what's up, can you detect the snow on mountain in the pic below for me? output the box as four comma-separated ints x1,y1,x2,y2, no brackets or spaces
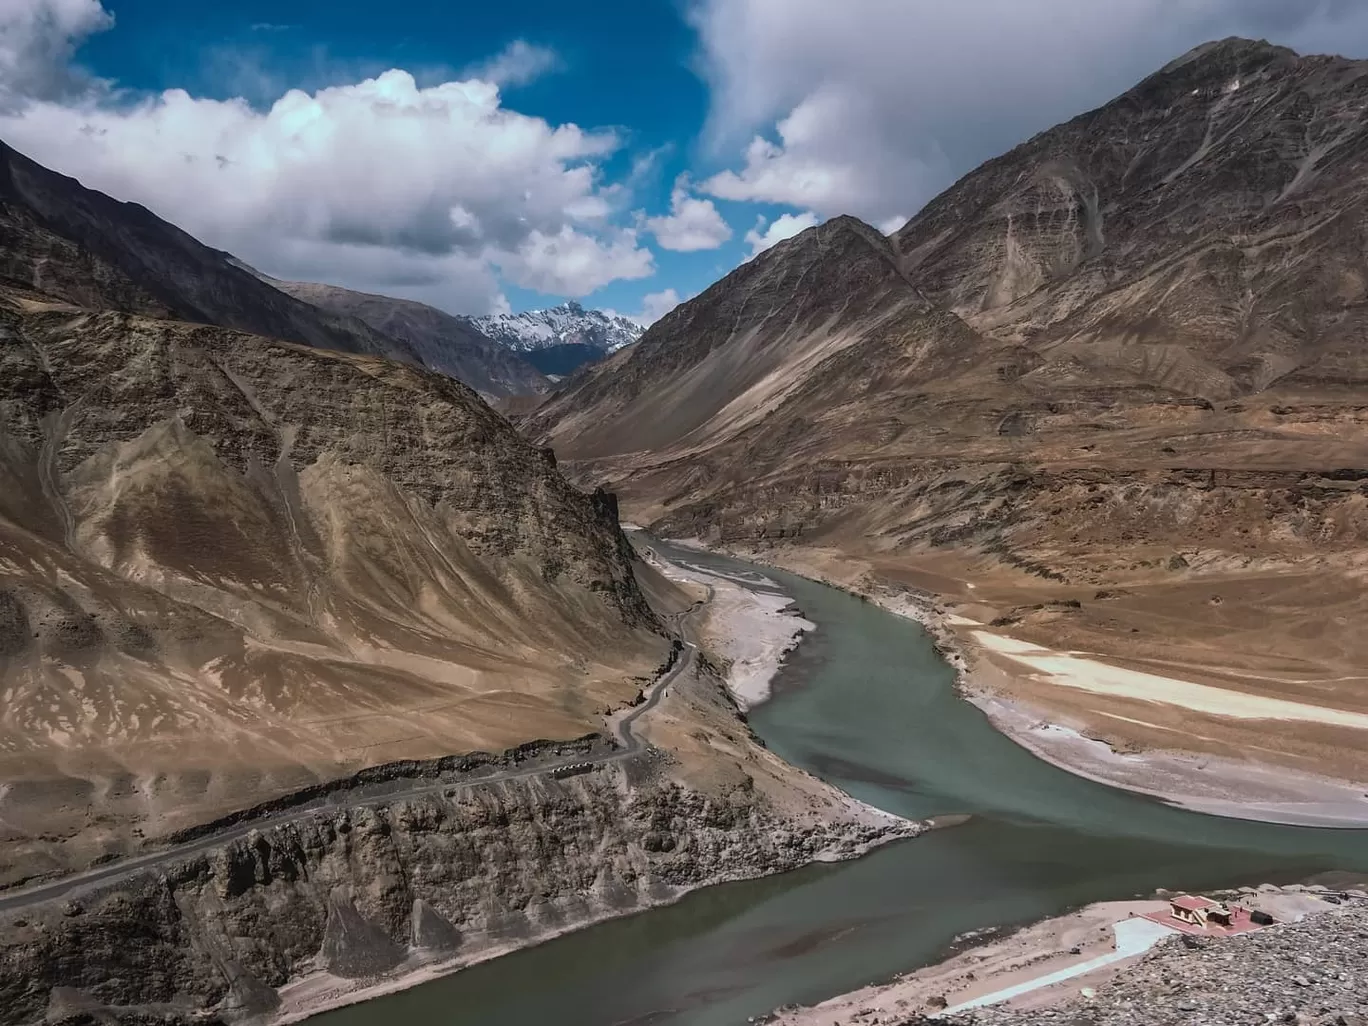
473,302,643,376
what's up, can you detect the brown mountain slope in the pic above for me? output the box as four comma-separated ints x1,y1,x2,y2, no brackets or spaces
890,36,1368,398
0,139,415,365
530,215,975,458
531,39,1368,796
0,281,668,885
272,279,550,398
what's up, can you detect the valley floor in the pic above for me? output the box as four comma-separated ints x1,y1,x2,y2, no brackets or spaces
690,541,1368,828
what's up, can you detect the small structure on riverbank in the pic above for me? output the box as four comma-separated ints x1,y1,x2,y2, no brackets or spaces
1170,894,1219,926
1143,895,1275,937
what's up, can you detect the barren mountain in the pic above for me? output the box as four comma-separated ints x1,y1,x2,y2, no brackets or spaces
269,279,550,397
531,39,1368,789
0,145,674,886
0,141,419,365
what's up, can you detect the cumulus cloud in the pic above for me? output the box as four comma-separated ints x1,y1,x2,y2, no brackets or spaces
0,0,111,106
0,2,654,313
495,226,653,296
644,175,732,252
636,288,682,325
744,210,819,257
463,39,562,87
694,0,1368,228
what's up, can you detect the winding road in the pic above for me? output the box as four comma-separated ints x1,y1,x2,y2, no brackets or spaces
0,589,708,916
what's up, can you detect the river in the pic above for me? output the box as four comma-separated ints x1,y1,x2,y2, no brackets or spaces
313,543,1368,1026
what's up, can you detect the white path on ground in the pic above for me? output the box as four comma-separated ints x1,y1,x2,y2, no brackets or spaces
934,918,1176,1017
972,631,1368,730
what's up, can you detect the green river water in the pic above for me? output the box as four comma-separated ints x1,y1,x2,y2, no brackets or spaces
314,543,1368,1026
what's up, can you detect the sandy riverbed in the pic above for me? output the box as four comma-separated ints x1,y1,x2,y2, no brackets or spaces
641,543,815,709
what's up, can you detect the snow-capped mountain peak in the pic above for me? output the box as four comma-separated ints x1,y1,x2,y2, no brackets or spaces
473,302,643,355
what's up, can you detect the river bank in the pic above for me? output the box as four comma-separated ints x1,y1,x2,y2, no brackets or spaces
637,539,815,710
282,542,1368,1026
675,539,1368,829
267,547,915,1025
763,885,1366,1026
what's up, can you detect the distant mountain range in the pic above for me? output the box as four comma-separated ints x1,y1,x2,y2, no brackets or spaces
0,135,629,399
474,302,644,377
265,278,552,397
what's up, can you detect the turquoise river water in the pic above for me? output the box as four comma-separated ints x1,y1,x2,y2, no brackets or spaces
314,542,1368,1026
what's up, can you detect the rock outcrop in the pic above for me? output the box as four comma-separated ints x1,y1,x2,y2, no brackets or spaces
0,762,906,1026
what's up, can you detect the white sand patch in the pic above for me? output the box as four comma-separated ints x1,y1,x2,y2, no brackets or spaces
648,551,814,710
969,691,1368,828
971,631,1368,730
708,585,815,709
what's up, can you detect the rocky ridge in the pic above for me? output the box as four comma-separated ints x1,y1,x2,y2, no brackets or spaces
0,141,413,366
265,279,550,398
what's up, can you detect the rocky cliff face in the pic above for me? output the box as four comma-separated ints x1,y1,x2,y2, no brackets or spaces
0,757,903,1026
268,280,550,398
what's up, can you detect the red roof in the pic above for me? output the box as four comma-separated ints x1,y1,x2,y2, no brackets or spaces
1171,895,1218,911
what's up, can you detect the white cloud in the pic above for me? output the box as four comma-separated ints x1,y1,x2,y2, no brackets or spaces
693,0,1368,227
0,0,111,105
876,214,907,235
744,210,819,257
644,175,732,252
637,288,682,325
463,40,562,88
0,3,654,313
495,226,654,296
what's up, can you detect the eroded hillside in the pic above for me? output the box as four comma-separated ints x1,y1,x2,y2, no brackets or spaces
0,284,668,885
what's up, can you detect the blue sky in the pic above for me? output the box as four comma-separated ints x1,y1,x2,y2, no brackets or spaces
5,0,1368,321
5,0,801,319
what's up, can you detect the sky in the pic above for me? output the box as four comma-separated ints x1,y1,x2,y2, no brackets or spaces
3,1,1368,323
